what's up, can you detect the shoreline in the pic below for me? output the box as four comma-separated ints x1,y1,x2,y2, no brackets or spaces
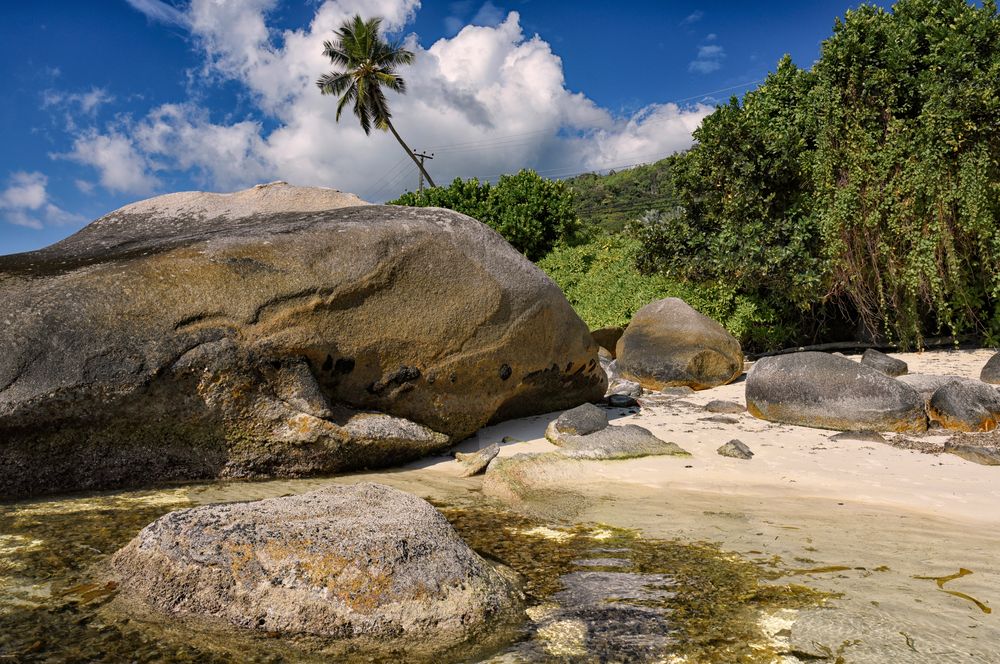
420,347,1000,527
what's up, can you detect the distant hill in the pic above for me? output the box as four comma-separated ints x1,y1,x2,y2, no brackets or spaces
564,156,680,233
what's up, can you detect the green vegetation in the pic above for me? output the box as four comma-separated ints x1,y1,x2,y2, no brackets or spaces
537,234,792,349
317,15,436,187
396,0,1000,351
632,0,1000,349
564,158,678,233
390,170,579,261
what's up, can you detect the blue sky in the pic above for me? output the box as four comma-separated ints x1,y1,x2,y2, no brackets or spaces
0,0,886,255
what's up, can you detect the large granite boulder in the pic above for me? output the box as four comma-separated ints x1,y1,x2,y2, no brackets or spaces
927,380,1000,432
109,483,523,658
615,298,743,390
0,183,605,498
746,352,927,432
981,352,1000,385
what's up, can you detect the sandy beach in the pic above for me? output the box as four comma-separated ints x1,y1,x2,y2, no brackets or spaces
425,347,1000,526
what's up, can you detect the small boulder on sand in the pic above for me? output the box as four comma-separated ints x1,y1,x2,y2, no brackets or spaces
717,440,754,460
927,380,1000,432
544,403,609,442
616,298,743,391
861,349,908,377
981,352,1000,385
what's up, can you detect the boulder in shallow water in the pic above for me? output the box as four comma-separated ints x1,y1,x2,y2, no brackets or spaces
109,483,523,656
927,380,1000,432
615,298,743,391
981,352,1000,385
745,352,926,433
0,183,605,499
861,349,908,377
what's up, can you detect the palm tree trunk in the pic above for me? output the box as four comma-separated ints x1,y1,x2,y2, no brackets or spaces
385,119,436,189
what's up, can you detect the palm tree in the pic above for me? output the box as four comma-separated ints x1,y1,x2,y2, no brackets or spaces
317,15,435,187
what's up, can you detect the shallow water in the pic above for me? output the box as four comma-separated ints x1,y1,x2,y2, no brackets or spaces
1,465,997,663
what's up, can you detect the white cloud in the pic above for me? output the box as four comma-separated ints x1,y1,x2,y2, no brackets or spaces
125,0,191,28
0,172,84,230
42,87,115,115
690,43,725,74
58,132,159,195
681,11,703,26
61,1,711,201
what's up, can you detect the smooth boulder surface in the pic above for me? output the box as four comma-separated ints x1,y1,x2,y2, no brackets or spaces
544,403,609,441
861,349,908,377
0,183,605,499
982,352,1000,385
927,380,1000,432
616,298,743,390
547,423,689,459
896,374,971,401
746,352,927,432
109,483,524,657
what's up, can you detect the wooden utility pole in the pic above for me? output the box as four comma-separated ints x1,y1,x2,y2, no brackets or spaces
415,151,434,192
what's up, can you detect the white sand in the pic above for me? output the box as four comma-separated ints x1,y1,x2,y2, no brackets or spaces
425,347,1000,525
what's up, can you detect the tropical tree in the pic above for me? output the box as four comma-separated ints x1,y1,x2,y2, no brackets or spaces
316,14,435,186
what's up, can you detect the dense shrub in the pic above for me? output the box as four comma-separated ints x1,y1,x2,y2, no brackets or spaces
538,234,794,350
391,169,580,261
631,0,1000,348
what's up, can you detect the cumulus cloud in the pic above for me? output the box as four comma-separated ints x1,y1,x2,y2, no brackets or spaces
57,132,159,195
690,43,725,74
61,0,712,201
0,172,84,230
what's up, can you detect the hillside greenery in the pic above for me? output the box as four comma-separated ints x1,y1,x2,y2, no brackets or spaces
563,158,678,233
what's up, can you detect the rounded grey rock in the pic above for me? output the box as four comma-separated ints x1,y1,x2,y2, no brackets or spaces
746,352,926,432
109,483,524,656
928,380,1000,432
981,352,1000,385
861,348,908,377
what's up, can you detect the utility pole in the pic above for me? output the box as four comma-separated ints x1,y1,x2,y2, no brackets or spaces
414,151,434,192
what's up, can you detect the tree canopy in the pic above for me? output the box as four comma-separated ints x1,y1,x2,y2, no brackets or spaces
630,0,1000,348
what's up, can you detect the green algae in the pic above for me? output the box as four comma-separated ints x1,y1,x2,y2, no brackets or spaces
439,504,832,663
1,486,832,663
914,568,992,614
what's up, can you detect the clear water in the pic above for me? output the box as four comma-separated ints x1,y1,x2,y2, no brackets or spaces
1,466,997,663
